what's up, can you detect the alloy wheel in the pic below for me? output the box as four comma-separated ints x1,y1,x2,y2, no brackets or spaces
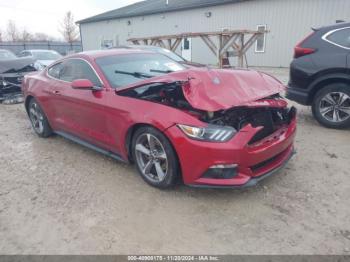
29,102,44,134
135,133,168,182
319,92,350,123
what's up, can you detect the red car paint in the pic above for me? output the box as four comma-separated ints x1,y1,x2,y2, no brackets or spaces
22,49,296,187
118,68,285,111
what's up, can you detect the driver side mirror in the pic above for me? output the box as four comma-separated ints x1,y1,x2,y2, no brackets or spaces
71,79,102,91
71,79,94,89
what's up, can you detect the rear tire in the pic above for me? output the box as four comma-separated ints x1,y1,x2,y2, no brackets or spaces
28,98,53,137
312,83,350,129
131,126,179,189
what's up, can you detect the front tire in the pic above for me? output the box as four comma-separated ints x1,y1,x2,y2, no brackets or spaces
28,98,53,137
312,83,350,129
131,126,179,189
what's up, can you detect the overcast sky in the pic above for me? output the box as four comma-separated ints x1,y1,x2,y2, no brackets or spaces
0,0,142,39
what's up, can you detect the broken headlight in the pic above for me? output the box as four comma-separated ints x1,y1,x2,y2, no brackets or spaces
177,124,236,142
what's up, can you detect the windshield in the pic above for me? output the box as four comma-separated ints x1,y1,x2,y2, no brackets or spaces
156,48,185,62
32,51,61,60
0,50,17,60
96,53,185,88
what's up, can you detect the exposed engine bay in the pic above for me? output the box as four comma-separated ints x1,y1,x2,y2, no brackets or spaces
119,82,296,144
0,58,36,104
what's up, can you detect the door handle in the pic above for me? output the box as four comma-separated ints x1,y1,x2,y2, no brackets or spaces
53,90,61,95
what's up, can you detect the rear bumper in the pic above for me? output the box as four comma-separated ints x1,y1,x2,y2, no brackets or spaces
286,85,309,105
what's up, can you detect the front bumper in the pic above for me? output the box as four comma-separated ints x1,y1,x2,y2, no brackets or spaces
188,147,295,189
165,117,297,188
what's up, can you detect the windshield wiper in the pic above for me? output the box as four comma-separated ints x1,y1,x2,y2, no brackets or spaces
115,70,154,79
149,69,174,74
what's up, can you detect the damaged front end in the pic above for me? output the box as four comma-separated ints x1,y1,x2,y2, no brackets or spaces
0,58,36,104
118,69,297,187
119,80,296,145
202,95,297,145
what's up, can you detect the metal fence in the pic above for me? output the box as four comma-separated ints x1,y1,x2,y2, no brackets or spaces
0,41,82,55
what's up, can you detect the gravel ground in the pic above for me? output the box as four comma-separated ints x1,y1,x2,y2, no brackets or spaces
0,68,349,254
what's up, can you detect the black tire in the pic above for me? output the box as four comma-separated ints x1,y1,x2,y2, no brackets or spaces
131,126,179,189
312,83,350,129
28,98,53,137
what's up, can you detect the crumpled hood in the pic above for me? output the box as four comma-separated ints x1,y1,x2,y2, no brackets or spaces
119,68,285,111
0,57,36,73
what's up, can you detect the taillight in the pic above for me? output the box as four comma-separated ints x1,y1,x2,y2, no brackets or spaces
294,46,316,58
294,31,316,58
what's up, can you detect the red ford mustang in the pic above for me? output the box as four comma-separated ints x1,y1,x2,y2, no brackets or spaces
22,49,296,189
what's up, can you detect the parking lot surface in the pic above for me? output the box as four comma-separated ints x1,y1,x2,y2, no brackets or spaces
0,68,349,254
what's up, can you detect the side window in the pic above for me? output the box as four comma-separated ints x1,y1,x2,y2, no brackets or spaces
19,51,28,57
255,25,267,53
48,63,64,79
59,59,102,86
325,28,350,48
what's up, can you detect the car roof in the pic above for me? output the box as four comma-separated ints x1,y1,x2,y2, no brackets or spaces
120,45,165,50
24,49,59,53
315,21,350,32
67,48,154,60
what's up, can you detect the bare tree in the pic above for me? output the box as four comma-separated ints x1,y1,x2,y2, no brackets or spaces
6,20,19,41
59,11,79,43
19,29,33,42
0,29,3,42
32,32,50,41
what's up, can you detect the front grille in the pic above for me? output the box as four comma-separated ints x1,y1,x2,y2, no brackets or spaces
248,111,275,144
248,107,296,145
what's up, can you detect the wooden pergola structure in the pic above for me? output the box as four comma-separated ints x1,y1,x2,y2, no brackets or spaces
128,29,267,68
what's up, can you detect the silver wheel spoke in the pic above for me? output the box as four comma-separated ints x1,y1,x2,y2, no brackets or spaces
323,94,337,105
339,106,350,115
143,160,153,175
332,110,340,122
156,151,167,160
320,106,333,116
38,120,43,131
135,144,150,156
30,108,37,118
338,93,349,106
154,162,165,181
147,134,156,151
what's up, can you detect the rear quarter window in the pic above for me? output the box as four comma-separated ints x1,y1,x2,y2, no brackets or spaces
48,63,63,79
324,27,350,49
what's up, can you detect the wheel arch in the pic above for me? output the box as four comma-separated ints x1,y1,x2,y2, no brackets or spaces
125,123,151,163
24,95,35,115
309,73,350,104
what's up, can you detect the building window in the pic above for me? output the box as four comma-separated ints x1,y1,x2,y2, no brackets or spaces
101,39,114,49
255,25,266,53
183,38,190,50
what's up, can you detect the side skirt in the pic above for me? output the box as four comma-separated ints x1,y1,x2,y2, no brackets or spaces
55,131,128,163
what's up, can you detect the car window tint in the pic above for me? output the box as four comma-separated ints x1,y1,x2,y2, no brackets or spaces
48,63,64,79
326,28,350,48
59,59,101,86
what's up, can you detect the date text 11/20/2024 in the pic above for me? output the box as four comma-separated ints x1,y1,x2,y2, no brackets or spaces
127,255,219,261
